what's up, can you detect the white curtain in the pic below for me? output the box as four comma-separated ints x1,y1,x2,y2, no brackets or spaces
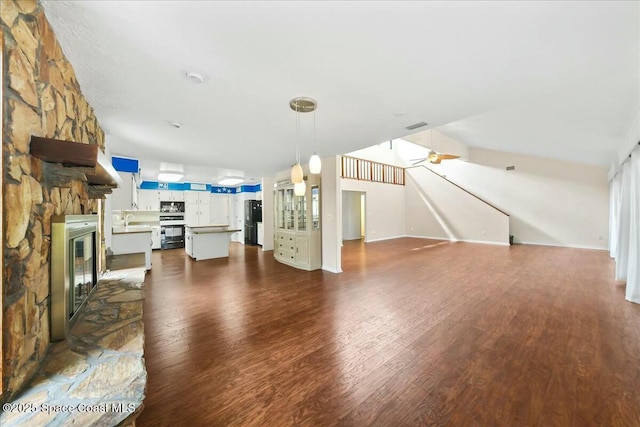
609,175,621,258
611,144,640,304
615,159,631,281
625,147,639,303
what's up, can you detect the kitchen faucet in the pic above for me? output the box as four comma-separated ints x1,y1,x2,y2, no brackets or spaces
125,214,135,227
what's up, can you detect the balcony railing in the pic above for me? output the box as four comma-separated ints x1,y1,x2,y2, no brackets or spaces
341,155,405,185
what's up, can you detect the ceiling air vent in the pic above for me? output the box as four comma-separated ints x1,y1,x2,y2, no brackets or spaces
405,121,428,131
506,166,515,171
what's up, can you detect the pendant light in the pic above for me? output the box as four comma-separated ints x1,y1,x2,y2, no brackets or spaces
291,163,303,184
294,180,306,196
309,153,321,174
290,98,305,184
289,97,321,184
309,106,321,173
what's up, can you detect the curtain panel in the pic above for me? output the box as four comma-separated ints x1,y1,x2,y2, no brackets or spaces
610,144,640,304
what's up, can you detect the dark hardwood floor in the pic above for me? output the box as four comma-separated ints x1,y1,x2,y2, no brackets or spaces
136,238,640,426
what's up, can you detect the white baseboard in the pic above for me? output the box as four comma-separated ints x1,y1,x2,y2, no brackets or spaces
460,238,510,246
322,266,342,274
364,235,406,243
516,240,608,251
406,234,606,250
404,235,449,241
404,235,509,246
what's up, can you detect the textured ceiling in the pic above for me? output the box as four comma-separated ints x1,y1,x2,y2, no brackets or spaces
42,1,639,183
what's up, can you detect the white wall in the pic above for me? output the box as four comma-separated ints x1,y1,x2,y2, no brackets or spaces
347,141,404,165
230,193,243,242
321,156,342,273
342,191,362,240
341,178,405,242
261,177,274,251
427,148,609,249
405,167,510,245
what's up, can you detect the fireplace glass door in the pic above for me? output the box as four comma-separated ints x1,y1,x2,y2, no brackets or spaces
70,231,96,318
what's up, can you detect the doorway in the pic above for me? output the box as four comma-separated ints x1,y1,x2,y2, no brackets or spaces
342,191,366,241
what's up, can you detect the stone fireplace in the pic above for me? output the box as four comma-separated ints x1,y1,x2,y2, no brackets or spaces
2,1,108,398
50,215,99,341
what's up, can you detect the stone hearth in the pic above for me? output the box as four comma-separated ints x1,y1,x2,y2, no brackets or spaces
0,269,146,427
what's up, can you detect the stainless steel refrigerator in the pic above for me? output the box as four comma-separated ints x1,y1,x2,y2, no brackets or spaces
244,200,262,245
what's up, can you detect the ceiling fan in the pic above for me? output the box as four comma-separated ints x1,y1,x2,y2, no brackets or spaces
411,150,460,165
410,129,460,165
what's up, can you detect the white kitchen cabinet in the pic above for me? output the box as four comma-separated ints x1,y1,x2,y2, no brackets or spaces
185,226,241,261
111,228,152,270
185,228,193,257
151,226,161,249
111,172,135,210
210,194,230,225
185,191,210,205
137,190,160,211
257,222,264,246
186,191,211,226
158,190,184,202
273,176,321,271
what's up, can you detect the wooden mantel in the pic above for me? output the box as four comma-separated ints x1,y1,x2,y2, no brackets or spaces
30,136,122,196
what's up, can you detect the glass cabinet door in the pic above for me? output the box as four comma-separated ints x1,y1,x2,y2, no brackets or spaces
297,194,307,231
276,189,285,229
285,188,294,230
311,185,320,230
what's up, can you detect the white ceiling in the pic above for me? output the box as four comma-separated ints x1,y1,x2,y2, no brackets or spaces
42,1,639,184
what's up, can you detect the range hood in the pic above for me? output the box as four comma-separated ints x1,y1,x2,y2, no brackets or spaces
30,136,122,193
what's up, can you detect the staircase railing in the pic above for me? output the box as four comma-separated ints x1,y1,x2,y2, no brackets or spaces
406,164,509,217
341,155,405,185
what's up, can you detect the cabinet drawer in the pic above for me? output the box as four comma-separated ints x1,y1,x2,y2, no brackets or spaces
278,241,296,251
277,249,295,262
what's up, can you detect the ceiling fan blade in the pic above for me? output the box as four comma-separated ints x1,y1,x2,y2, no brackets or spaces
439,154,460,160
430,157,443,164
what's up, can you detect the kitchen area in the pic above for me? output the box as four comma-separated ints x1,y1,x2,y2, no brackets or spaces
106,157,263,269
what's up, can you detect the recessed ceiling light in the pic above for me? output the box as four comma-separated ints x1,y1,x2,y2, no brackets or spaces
157,172,184,182
185,71,205,84
218,177,244,186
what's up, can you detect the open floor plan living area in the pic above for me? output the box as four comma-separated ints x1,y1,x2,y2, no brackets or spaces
1,1,639,426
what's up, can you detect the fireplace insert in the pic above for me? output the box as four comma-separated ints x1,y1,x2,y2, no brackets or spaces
51,215,98,341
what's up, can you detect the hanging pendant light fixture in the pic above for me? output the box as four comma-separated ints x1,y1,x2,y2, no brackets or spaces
294,180,306,196
309,105,321,174
289,97,321,185
290,101,304,184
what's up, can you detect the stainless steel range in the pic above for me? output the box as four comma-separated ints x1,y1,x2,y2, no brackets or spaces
160,213,185,249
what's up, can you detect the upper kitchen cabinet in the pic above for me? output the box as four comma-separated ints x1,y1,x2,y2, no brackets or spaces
185,191,211,226
185,191,210,206
137,189,160,211
158,190,184,202
111,172,136,210
210,193,230,225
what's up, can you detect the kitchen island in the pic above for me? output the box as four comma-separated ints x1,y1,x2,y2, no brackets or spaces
185,225,241,261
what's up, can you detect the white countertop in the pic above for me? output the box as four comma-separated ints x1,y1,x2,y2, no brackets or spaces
112,225,153,234
186,224,230,228
187,227,240,235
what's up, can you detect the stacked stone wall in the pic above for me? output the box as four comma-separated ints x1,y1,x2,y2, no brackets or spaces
1,0,105,397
